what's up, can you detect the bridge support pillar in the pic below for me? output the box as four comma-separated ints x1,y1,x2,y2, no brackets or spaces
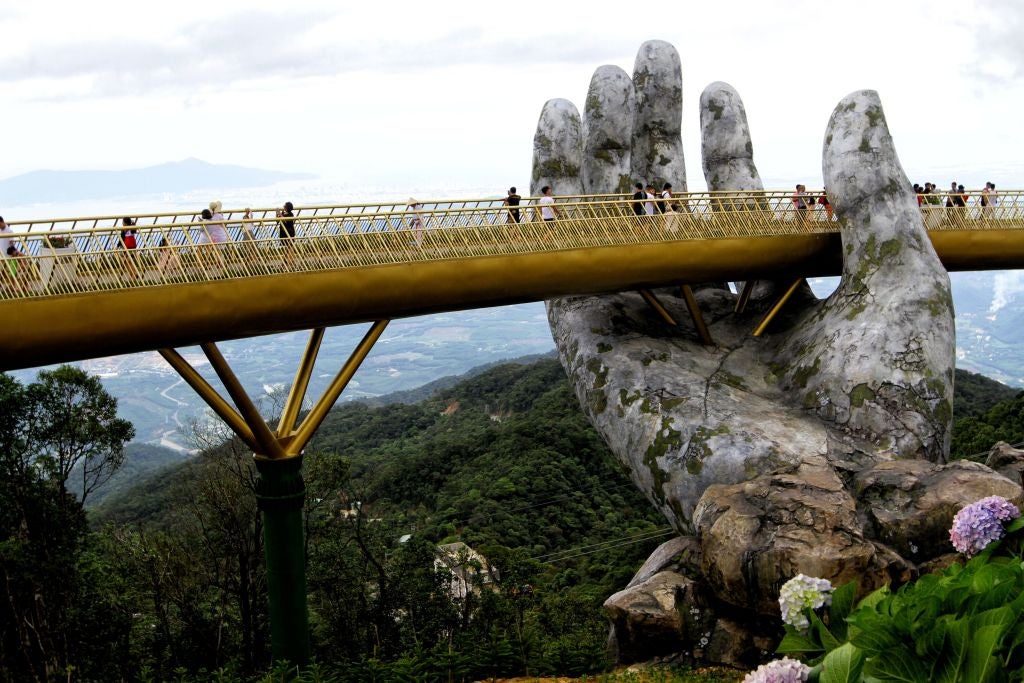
157,319,391,667
255,455,310,666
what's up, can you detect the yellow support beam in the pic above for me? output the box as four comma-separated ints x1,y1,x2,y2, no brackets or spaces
201,342,287,460
680,285,714,346
286,320,390,456
752,278,805,337
157,348,260,452
277,328,325,438
639,289,678,327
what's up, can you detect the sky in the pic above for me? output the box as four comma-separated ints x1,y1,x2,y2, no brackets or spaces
1,0,1023,194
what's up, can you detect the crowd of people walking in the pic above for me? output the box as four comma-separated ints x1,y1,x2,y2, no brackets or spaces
0,180,1015,294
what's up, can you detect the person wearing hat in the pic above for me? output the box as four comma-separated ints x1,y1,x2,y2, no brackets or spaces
406,198,426,246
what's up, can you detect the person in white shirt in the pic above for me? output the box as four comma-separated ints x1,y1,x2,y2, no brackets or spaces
199,208,229,244
539,186,559,221
644,184,657,216
660,183,674,212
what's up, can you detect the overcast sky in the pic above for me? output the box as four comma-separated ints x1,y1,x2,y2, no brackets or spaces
2,0,1022,193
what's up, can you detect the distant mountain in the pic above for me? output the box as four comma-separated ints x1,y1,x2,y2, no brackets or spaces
0,157,316,204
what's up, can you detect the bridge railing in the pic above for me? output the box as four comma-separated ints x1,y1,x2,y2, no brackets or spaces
1,190,1021,300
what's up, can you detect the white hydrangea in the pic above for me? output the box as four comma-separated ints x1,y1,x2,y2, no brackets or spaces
778,574,833,631
743,657,811,683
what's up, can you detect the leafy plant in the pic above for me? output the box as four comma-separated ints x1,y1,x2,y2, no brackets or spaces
771,499,1024,683
46,235,73,248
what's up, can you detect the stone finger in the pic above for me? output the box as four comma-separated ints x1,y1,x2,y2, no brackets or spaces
582,65,635,195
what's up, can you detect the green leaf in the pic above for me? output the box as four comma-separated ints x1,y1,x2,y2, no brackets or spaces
966,624,1006,682
812,610,843,652
934,618,969,683
850,621,900,654
820,643,865,683
865,650,928,683
1005,517,1024,534
778,630,825,655
829,580,858,640
972,605,1014,632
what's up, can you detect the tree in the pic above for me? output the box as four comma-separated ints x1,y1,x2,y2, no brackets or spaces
0,368,134,681
25,365,135,506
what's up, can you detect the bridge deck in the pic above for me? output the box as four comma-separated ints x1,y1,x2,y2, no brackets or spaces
2,190,1022,370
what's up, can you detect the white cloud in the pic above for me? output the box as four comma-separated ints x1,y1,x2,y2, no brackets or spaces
990,271,1024,313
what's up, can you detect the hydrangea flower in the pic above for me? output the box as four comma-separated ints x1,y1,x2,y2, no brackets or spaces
743,657,811,683
778,574,833,631
949,495,1021,557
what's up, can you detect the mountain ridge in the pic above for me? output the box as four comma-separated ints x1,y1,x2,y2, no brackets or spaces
0,157,316,204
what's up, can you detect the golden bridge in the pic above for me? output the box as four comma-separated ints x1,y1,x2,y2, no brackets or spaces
3,187,1022,663
4,190,1020,371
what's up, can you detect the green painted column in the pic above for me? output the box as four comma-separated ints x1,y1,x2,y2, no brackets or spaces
255,455,310,666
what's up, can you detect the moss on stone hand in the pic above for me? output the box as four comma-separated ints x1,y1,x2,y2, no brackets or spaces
790,356,822,389
850,383,876,408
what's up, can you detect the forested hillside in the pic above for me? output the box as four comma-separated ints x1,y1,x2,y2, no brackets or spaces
85,357,668,680
6,359,1024,681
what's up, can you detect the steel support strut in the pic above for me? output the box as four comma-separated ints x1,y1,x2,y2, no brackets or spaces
752,279,805,337
157,320,391,666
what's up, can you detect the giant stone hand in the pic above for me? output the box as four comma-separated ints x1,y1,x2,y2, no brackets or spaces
533,40,1023,666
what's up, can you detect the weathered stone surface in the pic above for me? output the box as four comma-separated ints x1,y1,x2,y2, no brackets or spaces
705,617,777,670
985,441,1024,487
631,40,685,191
582,65,635,195
781,90,955,462
694,461,915,614
604,571,708,663
532,41,1022,667
700,82,763,193
626,536,701,588
531,98,583,197
855,459,1024,560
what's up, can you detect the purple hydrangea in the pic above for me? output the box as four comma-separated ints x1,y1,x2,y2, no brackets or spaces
949,495,1021,557
778,574,833,632
743,657,810,683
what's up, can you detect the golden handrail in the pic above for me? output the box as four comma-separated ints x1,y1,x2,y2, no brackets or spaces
1,190,1021,301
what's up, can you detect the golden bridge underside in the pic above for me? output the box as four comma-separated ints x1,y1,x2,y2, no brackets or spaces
3,192,1022,371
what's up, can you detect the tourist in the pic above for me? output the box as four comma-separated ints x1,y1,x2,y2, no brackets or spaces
240,208,257,241
946,182,957,208
792,184,813,225
660,183,674,213
503,187,522,223
644,184,657,216
120,217,138,249
0,215,25,292
120,217,141,280
156,233,180,276
199,208,229,244
277,202,296,242
818,190,833,221
209,200,225,223
407,198,426,246
539,186,559,222
631,183,646,216
952,184,968,226
276,201,296,266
